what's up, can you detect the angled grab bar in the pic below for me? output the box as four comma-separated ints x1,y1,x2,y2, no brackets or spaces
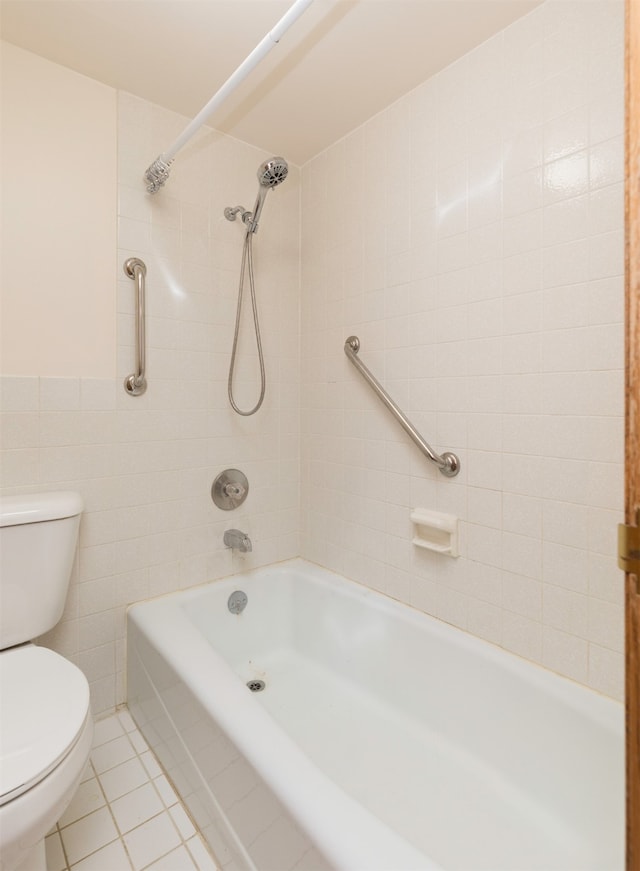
344,336,460,477
123,257,147,396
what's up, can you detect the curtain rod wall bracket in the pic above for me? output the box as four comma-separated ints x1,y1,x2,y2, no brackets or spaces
142,0,314,194
145,155,174,193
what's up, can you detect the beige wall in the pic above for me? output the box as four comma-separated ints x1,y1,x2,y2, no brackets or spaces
1,42,117,377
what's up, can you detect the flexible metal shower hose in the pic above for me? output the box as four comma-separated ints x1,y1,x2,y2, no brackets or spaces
228,230,266,416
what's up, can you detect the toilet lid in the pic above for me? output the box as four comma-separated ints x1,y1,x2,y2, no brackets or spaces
0,645,91,805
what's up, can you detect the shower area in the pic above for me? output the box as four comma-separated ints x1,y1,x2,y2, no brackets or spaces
1,0,625,737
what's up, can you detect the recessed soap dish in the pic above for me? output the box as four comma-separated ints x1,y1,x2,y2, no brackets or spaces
411,508,458,557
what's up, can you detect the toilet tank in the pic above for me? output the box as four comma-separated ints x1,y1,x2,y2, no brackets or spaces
0,491,83,650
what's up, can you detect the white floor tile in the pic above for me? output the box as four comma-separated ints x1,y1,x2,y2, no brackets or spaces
129,729,149,754
60,777,106,828
117,709,138,733
186,837,218,871
122,812,182,870
145,845,197,870
45,831,67,871
99,757,150,803
70,838,133,870
60,806,119,866
92,716,125,749
92,735,137,774
50,712,220,871
111,783,164,835
140,751,162,779
153,775,179,808
168,805,195,841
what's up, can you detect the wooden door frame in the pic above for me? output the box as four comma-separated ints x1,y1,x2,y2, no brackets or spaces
625,0,640,867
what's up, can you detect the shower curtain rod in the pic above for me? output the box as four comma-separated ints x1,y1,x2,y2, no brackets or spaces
144,0,314,193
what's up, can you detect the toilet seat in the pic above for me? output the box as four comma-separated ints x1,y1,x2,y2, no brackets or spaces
0,644,91,806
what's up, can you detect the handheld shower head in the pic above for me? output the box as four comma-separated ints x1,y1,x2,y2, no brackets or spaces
248,156,289,232
257,156,289,188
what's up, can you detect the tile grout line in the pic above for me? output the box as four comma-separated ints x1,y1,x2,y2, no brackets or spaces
89,758,135,871
92,729,178,870
104,710,216,869
54,710,218,871
54,824,72,871
115,709,216,869
58,758,130,871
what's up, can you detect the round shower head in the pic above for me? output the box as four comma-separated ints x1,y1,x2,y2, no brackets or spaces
257,157,288,188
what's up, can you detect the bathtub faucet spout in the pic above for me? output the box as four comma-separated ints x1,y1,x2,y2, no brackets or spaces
224,528,252,553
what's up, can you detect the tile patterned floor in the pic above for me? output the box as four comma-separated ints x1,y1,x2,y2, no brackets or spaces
45,709,220,871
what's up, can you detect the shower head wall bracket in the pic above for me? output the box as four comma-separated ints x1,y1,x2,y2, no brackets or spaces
224,205,252,225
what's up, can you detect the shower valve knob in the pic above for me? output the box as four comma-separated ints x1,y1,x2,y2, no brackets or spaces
212,469,249,510
223,483,245,499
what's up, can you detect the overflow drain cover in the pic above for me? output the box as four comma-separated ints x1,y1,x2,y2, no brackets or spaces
246,680,265,692
228,590,248,614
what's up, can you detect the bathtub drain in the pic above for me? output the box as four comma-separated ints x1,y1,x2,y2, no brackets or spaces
246,680,265,692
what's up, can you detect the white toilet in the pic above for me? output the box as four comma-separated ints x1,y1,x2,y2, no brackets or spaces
0,492,93,871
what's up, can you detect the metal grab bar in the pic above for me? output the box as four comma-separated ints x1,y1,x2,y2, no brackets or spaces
344,336,460,477
123,258,147,396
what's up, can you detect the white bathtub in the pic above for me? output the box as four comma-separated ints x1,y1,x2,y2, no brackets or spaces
127,559,624,871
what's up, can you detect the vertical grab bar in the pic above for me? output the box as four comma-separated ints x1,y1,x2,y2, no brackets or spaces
123,258,147,396
344,336,460,477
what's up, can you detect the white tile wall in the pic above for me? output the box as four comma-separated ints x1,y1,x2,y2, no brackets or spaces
0,95,301,716
300,0,625,699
